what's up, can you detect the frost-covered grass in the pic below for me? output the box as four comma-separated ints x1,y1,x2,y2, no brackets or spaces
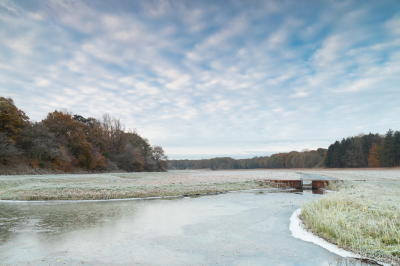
0,170,296,200
300,168,400,181
301,180,400,265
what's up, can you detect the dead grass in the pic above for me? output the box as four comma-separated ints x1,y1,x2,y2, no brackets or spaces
0,170,288,200
301,180,400,265
3,168,399,201
299,168,400,181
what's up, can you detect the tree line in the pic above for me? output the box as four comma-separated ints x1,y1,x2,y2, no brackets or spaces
323,130,400,168
168,148,326,170
169,129,400,170
0,97,168,173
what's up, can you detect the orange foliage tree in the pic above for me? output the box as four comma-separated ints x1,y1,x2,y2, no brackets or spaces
368,143,381,167
42,111,93,169
90,148,108,170
52,145,74,172
0,97,29,141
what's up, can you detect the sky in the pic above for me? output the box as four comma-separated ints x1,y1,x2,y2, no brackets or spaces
1,0,400,160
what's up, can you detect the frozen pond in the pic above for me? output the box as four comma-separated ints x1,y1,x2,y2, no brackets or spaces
0,189,376,265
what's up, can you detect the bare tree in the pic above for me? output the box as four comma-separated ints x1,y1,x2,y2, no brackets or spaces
152,146,168,172
0,133,21,164
17,122,62,166
101,113,125,152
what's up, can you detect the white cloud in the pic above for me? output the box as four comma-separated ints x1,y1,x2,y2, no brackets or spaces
28,12,44,20
1,0,399,159
342,78,375,92
290,91,308,98
6,36,33,55
78,86,99,94
135,82,160,95
35,78,51,87
267,29,287,48
386,16,400,36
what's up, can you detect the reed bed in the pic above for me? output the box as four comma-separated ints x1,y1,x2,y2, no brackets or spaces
301,181,400,265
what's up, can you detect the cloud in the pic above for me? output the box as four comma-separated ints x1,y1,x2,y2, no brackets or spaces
28,12,44,20
1,0,400,159
290,91,308,98
386,16,400,36
35,78,51,87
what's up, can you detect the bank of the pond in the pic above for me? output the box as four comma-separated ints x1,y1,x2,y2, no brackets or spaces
0,171,286,200
300,181,400,266
0,180,275,200
2,169,399,201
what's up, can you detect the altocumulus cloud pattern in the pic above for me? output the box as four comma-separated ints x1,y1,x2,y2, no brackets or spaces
1,0,400,159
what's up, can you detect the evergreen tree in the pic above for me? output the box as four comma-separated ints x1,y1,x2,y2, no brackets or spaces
380,129,395,167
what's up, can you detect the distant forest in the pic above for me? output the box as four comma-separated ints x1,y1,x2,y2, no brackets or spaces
168,149,326,170
324,130,400,168
169,130,400,170
0,97,168,174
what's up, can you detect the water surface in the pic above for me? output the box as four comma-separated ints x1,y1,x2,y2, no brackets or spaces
0,189,375,265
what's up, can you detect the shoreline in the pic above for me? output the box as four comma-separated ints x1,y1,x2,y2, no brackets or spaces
290,208,391,266
1,169,399,200
0,187,294,203
1,166,400,176
299,180,400,266
0,170,302,201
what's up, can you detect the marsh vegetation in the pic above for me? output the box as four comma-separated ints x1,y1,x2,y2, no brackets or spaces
0,170,299,200
301,180,400,265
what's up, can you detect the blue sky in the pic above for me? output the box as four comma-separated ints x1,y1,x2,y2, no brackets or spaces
1,0,400,159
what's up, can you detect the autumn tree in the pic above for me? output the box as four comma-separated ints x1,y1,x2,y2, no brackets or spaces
0,99,168,173
285,152,297,168
42,110,93,169
368,143,381,167
291,152,301,168
90,148,108,170
74,115,109,154
280,153,289,168
168,149,326,170
0,97,28,165
0,97,29,141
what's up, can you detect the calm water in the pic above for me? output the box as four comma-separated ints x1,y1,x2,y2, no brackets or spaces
0,189,374,266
